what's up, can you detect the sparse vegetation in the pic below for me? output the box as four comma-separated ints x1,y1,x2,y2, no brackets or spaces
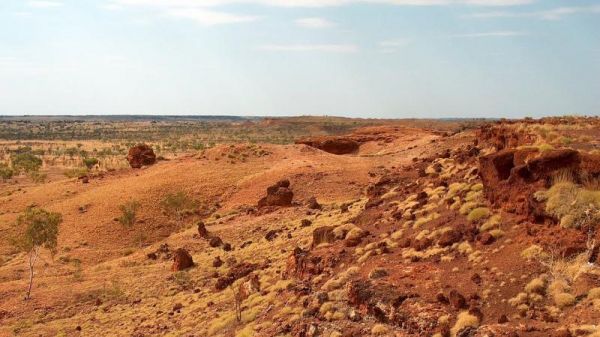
161,192,198,223
118,200,140,228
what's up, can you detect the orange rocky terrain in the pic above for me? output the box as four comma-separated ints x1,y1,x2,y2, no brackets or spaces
1,117,600,337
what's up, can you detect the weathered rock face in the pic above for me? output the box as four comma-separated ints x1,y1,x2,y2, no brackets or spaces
171,248,194,271
127,144,156,169
296,137,360,155
475,124,536,151
479,148,588,217
258,179,294,207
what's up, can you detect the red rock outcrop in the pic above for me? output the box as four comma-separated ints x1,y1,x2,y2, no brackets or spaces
296,137,360,155
479,148,599,217
285,247,324,280
127,144,156,169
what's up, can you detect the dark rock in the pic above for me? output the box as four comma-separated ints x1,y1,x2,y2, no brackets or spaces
307,197,322,210
438,229,463,247
448,290,467,309
209,236,223,248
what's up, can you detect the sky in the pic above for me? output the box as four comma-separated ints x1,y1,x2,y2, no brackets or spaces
0,0,599,118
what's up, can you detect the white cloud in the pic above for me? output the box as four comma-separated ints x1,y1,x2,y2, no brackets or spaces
166,8,260,25
27,1,63,8
466,5,600,20
259,44,358,52
378,38,411,53
295,17,335,29
450,30,527,38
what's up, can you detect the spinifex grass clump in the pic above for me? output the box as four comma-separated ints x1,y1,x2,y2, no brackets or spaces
536,171,600,228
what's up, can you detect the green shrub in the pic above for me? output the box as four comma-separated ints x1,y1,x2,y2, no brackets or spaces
11,153,42,174
83,157,99,169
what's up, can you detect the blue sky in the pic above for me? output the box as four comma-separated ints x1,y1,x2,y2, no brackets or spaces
0,0,599,118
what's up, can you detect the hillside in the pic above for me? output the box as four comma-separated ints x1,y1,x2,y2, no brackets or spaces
1,117,600,337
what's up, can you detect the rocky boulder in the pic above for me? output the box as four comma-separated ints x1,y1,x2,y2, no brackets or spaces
127,144,156,169
258,179,294,207
171,248,194,271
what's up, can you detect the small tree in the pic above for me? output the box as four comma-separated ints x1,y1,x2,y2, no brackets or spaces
12,207,62,299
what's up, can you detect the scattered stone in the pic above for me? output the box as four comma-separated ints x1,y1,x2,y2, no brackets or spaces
213,256,223,268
